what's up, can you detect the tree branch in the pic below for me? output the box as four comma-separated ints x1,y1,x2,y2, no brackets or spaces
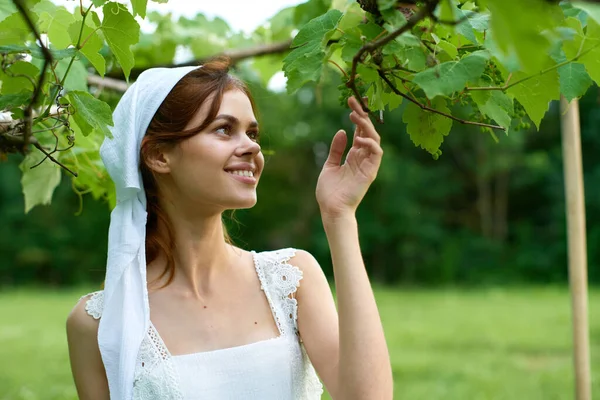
107,39,293,80
87,74,129,92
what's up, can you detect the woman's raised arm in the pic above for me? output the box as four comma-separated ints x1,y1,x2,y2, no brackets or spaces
315,96,393,399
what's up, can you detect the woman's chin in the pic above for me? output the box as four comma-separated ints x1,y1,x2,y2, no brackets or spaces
229,196,258,210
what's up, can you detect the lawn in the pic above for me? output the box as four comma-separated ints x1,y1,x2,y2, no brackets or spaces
0,285,598,399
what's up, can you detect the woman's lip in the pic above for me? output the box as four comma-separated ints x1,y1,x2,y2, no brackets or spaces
226,171,257,184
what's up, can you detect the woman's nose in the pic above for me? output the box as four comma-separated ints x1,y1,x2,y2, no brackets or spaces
237,133,261,156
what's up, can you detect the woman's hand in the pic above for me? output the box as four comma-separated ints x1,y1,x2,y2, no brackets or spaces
316,96,383,221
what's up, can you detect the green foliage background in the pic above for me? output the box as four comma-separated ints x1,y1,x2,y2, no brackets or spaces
2,78,600,286
1,0,600,287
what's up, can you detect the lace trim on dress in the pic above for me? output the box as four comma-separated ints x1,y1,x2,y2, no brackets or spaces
133,324,183,400
254,249,324,398
253,248,304,338
83,290,103,320
83,291,184,400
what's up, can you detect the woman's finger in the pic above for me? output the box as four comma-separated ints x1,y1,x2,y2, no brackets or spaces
350,111,380,144
348,96,369,117
324,130,347,167
350,111,363,139
354,136,383,157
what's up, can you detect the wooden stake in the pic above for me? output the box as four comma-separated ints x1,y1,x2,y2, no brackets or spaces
560,95,592,400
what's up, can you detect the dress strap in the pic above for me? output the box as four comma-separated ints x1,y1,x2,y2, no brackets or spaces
83,290,104,320
252,248,303,338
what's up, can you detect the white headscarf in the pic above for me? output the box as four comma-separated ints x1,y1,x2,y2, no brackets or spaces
98,65,199,400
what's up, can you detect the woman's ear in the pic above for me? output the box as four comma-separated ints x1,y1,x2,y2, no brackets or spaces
143,142,172,174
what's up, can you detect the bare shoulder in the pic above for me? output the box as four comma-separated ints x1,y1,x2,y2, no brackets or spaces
287,249,331,300
66,292,109,399
66,293,101,339
289,249,323,279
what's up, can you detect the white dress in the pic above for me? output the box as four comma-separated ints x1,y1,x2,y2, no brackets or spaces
83,248,324,400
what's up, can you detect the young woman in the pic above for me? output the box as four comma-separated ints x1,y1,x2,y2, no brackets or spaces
66,59,392,399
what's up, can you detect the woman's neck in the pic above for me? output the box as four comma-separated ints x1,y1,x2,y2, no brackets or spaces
148,201,239,299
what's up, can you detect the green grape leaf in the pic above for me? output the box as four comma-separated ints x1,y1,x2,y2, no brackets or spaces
291,9,341,48
468,12,490,32
437,0,478,44
437,40,458,59
283,9,342,93
0,2,16,23
340,31,363,63
0,61,39,94
131,0,148,18
337,2,363,32
357,64,379,83
91,11,101,28
412,51,489,98
0,12,35,45
294,0,331,26
471,89,513,131
381,7,406,33
380,83,403,111
572,2,600,25
33,1,75,49
386,92,403,111
100,2,140,81
0,92,31,109
402,97,453,155
54,58,88,91
558,62,592,102
560,17,600,87
507,68,560,130
66,91,114,138
396,46,427,71
19,151,62,213
377,0,396,11
487,0,561,73
92,0,108,6
68,22,105,77
562,17,587,60
578,19,600,85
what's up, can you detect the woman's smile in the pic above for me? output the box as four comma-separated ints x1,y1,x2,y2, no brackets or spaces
226,170,257,185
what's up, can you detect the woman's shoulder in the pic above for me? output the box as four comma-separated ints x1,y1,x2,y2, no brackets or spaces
254,248,322,295
66,290,103,342
254,247,318,269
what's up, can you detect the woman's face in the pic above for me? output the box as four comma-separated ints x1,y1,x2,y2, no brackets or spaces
159,89,264,212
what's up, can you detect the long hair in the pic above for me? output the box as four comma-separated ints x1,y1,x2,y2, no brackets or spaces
139,57,257,289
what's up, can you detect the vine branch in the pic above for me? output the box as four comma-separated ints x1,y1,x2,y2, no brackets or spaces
466,43,600,92
32,141,78,177
378,70,505,131
348,4,434,113
11,0,53,153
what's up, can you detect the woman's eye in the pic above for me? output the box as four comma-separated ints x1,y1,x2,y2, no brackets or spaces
248,131,260,141
215,125,231,135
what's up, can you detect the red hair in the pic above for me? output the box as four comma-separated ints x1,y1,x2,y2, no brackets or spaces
139,57,256,289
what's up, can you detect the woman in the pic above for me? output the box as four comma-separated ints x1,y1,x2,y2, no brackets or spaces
66,58,392,399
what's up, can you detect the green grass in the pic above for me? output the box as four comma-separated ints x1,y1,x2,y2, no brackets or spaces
0,286,598,399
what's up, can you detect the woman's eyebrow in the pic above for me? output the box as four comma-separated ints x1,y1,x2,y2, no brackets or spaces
214,114,258,128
